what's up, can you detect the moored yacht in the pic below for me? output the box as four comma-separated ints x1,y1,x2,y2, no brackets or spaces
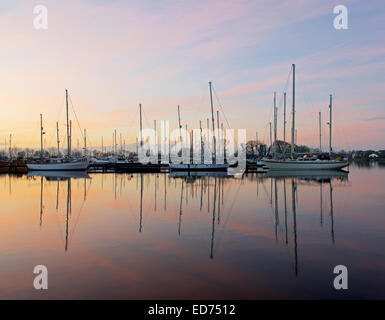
262,64,349,171
27,89,89,172
27,157,89,171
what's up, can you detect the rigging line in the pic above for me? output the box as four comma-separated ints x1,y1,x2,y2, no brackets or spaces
211,85,231,129
214,179,242,255
277,67,292,110
55,93,66,126
68,94,84,140
141,106,151,129
68,179,92,243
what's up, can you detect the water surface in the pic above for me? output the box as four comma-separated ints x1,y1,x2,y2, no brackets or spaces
0,165,384,299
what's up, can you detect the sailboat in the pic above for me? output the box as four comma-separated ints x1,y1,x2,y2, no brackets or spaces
170,82,229,171
27,89,89,171
262,64,348,171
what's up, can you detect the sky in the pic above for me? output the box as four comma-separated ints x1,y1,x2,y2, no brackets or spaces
0,0,384,151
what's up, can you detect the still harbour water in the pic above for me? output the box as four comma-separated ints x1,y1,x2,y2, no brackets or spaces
0,164,384,299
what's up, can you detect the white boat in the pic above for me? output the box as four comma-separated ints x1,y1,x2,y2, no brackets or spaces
262,64,349,171
90,157,110,164
27,158,89,171
27,89,89,172
170,163,229,171
262,158,348,170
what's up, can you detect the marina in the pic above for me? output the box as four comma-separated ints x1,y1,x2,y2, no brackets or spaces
0,163,383,299
1,0,384,305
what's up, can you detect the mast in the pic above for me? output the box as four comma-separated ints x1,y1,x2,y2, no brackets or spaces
199,120,203,163
185,124,188,161
269,122,272,153
273,92,277,157
207,118,210,161
177,105,182,144
69,120,72,156
154,120,157,162
329,94,332,156
40,114,44,159
114,129,117,155
256,131,258,156
221,123,225,160
9,134,11,158
65,89,70,158
319,111,322,153
216,110,220,140
56,122,60,156
119,133,123,154
136,137,138,157
291,64,295,159
283,92,287,144
101,136,104,155
209,82,216,163
84,128,87,156
139,104,143,147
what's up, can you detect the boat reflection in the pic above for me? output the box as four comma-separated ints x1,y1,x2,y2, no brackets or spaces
34,169,348,270
263,169,349,181
267,172,347,276
36,172,89,252
27,170,90,180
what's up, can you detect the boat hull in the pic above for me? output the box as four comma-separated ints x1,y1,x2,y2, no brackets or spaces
27,160,89,171
169,163,229,171
262,159,349,170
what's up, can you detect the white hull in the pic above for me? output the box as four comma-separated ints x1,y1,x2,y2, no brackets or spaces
27,160,89,171
262,159,349,170
169,163,229,171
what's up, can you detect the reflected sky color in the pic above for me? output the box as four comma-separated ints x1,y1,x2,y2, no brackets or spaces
0,165,384,299
0,0,384,150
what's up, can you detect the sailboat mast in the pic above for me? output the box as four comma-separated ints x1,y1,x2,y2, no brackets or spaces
283,92,286,144
65,89,70,158
269,122,272,152
40,114,44,159
216,110,220,159
69,120,72,156
139,104,143,147
209,82,216,163
329,94,332,155
199,120,203,163
319,112,322,153
177,105,182,143
291,64,295,159
84,128,87,156
154,120,157,162
273,92,277,156
56,122,60,156
9,134,11,158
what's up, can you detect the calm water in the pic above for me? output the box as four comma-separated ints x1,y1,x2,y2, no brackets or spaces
0,165,384,299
